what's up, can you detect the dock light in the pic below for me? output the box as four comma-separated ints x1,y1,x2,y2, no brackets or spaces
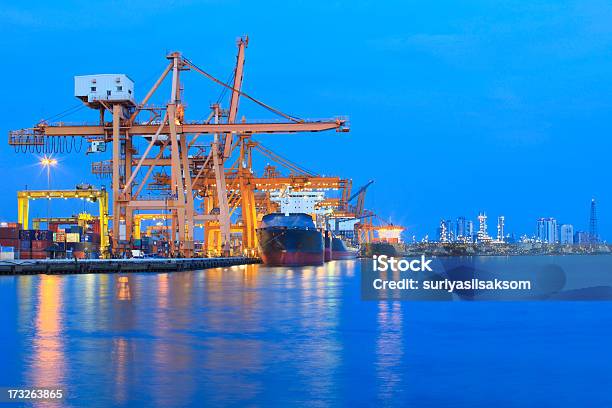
39,155,58,229
40,156,58,168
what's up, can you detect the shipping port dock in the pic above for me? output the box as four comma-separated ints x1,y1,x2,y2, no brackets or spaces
2,37,404,274
0,257,259,275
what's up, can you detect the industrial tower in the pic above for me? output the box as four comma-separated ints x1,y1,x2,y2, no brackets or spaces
589,198,599,244
477,212,492,243
496,216,505,243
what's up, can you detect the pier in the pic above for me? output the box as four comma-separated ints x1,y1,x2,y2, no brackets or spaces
0,257,260,275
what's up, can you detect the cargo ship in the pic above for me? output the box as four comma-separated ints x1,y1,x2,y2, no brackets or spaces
331,237,359,260
256,213,324,266
324,230,332,262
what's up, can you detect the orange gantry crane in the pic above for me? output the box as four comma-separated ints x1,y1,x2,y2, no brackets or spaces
9,37,349,257
154,136,352,256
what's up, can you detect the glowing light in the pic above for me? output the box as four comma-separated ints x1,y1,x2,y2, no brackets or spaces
40,156,58,167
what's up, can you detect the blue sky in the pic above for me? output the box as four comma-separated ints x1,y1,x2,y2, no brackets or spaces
1,0,611,239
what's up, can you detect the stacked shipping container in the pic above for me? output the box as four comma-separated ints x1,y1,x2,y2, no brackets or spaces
0,222,102,260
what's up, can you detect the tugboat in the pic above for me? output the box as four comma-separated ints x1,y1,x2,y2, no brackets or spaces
257,213,324,266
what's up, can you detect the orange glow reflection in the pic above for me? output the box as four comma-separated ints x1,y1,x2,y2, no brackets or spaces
117,276,131,301
30,275,66,406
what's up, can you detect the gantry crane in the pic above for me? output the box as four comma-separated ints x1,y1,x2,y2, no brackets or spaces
187,135,351,254
17,188,109,256
9,37,349,257
32,212,98,231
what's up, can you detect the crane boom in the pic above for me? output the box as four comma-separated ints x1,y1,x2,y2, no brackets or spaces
348,180,374,202
9,120,346,141
224,36,248,158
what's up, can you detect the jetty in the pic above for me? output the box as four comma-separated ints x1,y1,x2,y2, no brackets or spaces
0,257,260,275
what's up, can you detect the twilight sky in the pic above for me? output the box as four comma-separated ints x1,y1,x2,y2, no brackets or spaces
1,0,611,240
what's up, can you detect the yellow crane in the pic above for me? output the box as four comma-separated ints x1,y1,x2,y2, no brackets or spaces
17,188,110,257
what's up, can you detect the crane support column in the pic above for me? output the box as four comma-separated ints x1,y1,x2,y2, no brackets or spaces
124,131,134,244
99,192,110,257
179,134,195,256
17,195,29,229
212,142,231,256
112,104,122,252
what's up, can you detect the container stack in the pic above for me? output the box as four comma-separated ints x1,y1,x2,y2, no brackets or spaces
141,236,151,254
0,221,103,260
0,223,21,259
57,225,100,259
49,228,67,258
0,246,16,260
133,236,151,251
19,230,52,259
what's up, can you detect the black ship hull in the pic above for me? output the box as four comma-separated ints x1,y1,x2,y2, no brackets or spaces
257,228,324,266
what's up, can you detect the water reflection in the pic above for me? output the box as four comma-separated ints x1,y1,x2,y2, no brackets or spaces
4,257,611,406
376,301,404,404
117,276,132,301
112,337,131,405
30,275,66,407
9,261,382,406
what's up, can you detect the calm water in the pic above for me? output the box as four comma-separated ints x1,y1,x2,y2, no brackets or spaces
1,260,611,407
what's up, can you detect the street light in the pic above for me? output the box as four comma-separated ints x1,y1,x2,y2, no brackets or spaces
40,156,58,190
40,156,58,229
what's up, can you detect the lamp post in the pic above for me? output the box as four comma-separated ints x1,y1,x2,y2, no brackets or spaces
40,156,58,229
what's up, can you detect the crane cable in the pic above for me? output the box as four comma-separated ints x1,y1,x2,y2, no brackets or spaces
182,57,304,123
40,103,86,123
216,70,235,105
254,141,319,177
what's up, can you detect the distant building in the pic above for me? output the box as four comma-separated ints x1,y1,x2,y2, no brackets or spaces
536,218,558,243
445,220,453,242
559,224,574,244
496,216,505,243
438,219,448,242
574,231,590,245
467,220,474,241
456,217,466,240
477,212,492,243
589,198,599,243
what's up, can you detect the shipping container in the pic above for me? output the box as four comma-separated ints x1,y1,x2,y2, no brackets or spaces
82,233,100,244
0,222,21,229
66,233,80,243
31,240,51,251
66,242,98,252
19,230,53,241
73,251,86,259
0,251,15,260
20,240,31,250
86,251,100,259
92,220,101,235
0,227,20,240
19,230,33,240
0,238,20,248
69,225,84,234
33,230,53,241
